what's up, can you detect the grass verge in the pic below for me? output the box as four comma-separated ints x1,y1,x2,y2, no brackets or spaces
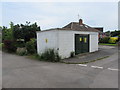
27,54,40,60
99,43,117,46
61,56,109,64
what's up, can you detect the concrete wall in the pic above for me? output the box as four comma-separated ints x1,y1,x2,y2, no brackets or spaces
37,30,98,59
37,30,58,54
58,30,98,58
58,30,74,58
89,33,98,52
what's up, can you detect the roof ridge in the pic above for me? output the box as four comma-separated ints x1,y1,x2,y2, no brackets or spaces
71,22,78,23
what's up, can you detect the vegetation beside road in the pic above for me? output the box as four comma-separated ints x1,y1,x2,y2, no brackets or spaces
1,22,61,62
2,22,40,54
27,49,61,62
62,56,110,64
99,30,120,45
1,22,119,63
99,36,119,44
99,43,117,46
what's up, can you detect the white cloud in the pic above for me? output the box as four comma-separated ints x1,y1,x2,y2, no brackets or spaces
1,0,119,2
2,2,118,31
34,17,64,30
0,2,2,26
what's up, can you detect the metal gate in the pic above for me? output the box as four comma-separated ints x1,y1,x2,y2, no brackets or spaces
75,34,89,55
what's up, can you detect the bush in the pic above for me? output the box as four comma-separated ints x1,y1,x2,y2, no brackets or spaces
25,38,37,54
70,51,75,57
109,37,118,44
16,47,27,56
16,40,26,48
3,40,17,52
0,43,4,50
39,49,61,62
99,37,110,43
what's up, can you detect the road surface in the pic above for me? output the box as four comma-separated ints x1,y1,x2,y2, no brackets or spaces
2,46,118,88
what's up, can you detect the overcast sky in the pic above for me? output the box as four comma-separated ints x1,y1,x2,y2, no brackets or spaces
1,1,118,32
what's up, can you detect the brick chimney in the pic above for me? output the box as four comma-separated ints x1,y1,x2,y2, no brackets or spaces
79,19,83,25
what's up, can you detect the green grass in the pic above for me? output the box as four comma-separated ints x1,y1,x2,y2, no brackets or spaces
27,54,40,60
27,54,109,64
62,56,109,64
99,43,117,46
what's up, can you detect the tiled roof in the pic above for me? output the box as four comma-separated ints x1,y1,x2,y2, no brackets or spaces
62,22,100,32
37,21,101,33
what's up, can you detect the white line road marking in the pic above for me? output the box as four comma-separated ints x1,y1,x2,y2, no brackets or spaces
77,64,87,67
91,66,103,69
108,68,118,71
70,64,119,71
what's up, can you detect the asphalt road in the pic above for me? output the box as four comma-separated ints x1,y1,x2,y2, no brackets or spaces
2,46,119,88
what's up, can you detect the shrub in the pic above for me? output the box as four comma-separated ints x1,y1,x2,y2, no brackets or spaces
33,53,41,60
99,37,110,43
16,39,26,48
0,43,4,50
70,51,75,57
16,42,25,48
16,47,27,56
39,49,61,62
3,40,17,52
109,37,118,44
25,38,37,54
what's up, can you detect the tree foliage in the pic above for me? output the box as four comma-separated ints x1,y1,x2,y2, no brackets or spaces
110,30,120,37
105,30,120,37
2,21,40,53
99,37,110,43
2,27,13,41
2,22,14,41
25,38,37,54
13,22,40,42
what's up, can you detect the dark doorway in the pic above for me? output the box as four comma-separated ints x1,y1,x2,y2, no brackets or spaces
75,34,89,55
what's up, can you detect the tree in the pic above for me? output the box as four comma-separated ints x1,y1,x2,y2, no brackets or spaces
111,30,120,37
2,22,16,52
0,26,2,32
13,22,40,42
2,27,12,41
105,31,111,37
2,22,14,41
0,26,2,43
105,30,120,37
